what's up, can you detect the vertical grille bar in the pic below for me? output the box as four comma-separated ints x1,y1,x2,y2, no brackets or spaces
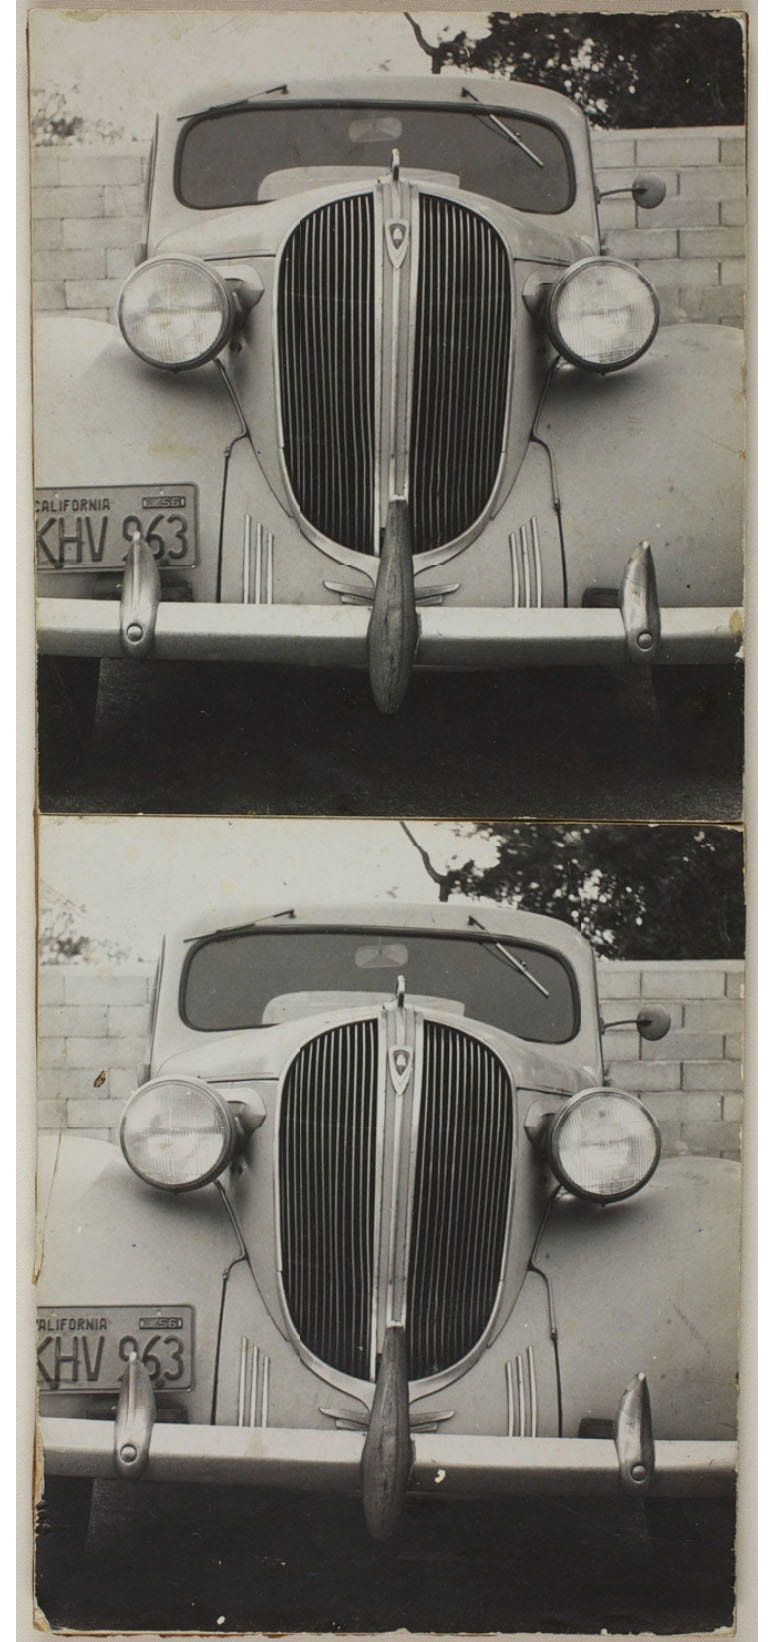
278,1019,378,1379
409,197,512,554
277,194,375,553
406,1021,513,1380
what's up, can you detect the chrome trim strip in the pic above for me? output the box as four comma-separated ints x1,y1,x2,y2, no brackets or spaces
517,1355,527,1438
265,529,274,605
261,1356,270,1428
250,1345,260,1428
508,531,520,608
237,1336,248,1426
531,516,543,607
506,1359,516,1438
519,523,531,607
527,1345,538,1438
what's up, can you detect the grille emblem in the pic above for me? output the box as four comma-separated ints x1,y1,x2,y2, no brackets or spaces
388,1044,413,1095
385,218,410,268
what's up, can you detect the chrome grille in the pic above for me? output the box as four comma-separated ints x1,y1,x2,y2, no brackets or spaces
276,190,512,557
406,1022,513,1379
278,1019,378,1379
409,196,512,553
279,1016,513,1384
277,194,376,554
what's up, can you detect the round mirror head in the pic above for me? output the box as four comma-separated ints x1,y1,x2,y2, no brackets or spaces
637,1005,671,1042
632,172,667,210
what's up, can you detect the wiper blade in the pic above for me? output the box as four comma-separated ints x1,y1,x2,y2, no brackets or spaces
184,908,296,942
467,915,550,998
178,84,288,120
461,86,544,169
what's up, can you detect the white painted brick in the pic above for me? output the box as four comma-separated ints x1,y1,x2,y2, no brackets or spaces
637,135,720,167
605,227,678,261
683,1061,743,1092
64,973,147,1006
683,1000,744,1031
65,278,121,311
33,281,65,311
720,138,746,165
657,1121,687,1158
39,1004,109,1038
599,997,641,1023
33,185,104,219
108,1068,142,1102
37,970,65,1005
726,969,745,998
679,165,745,200
725,1034,742,1061
638,198,719,230
643,969,726,999
721,259,746,286
66,1127,112,1142
32,218,64,251
678,287,744,325
643,1030,724,1062
106,247,137,280
58,152,141,187
104,183,145,216
722,1094,744,1122
608,1061,680,1092
63,216,143,250
38,1099,67,1129
71,308,112,323
596,966,643,999
108,1005,150,1036
653,289,688,325
31,150,60,186
38,1069,95,1102
637,257,719,289
65,1035,146,1070
602,1028,640,1062
680,226,745,259
34,248,106,282
645,1091,721,1124
66,1099,127,1129
597,199,636,230
36,1037,67,1069
680,1119,740,1157
591,137,637,167
721,198,746,226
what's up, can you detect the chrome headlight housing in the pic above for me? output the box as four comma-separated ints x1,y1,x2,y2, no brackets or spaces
546,257,659,373
120,1077,238,1191
118,256,234,370
548,1086,661,1202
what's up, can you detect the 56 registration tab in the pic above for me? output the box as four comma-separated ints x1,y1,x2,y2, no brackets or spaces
35,485,198,571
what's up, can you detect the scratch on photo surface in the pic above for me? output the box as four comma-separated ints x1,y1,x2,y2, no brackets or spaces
33,1125,63,1284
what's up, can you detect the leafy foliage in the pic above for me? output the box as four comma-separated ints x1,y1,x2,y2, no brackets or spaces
401,825,744,959
405,12,745,127
30,85,128,147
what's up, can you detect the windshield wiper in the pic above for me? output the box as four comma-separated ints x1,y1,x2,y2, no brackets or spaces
467,915,550,998
461,86,544,170
184,908,296,942
178,84,288,121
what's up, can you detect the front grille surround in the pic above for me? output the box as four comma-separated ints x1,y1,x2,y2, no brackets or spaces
276,1011,515,1390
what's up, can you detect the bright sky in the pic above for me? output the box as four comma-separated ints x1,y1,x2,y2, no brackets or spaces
29,10,491,141
39,818,498,960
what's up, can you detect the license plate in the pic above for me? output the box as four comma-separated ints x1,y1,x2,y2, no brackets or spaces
35,486,198,571
36,1306,194,1393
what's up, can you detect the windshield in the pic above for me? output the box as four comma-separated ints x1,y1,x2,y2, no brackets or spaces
180,928,579,1043
176,103,574,215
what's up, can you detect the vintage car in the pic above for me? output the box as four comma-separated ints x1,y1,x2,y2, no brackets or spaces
36,902,739,1601
34,75,744,736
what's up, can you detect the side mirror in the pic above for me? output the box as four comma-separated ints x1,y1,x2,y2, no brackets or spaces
636,1005,671,1042
632,172,666,210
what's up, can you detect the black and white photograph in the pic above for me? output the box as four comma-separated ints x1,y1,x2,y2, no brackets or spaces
34,816,743,1636
30,7,746,819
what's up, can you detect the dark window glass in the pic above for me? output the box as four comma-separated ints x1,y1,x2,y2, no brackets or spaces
177,104,573,215
181,929,579,1044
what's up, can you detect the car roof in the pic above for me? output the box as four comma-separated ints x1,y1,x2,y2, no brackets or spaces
165,901,594,969
172,74,588,133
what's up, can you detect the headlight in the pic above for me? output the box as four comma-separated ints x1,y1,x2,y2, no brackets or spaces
546,258,659,373
118,257,233,370
548,1087,660,1202
120,1077,238,1191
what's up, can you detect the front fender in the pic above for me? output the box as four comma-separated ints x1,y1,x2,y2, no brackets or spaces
33,318,244,603
36,1135,241,1424
539,324,745,608
533,1155,740,1441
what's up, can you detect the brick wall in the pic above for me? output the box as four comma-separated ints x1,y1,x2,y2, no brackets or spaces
30,124,745,327
37,958,744,1159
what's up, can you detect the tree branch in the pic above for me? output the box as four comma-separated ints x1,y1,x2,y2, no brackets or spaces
403,12,444,73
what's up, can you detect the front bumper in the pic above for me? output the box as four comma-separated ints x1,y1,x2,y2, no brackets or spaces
41,1417,736,1499
37,597,741,669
